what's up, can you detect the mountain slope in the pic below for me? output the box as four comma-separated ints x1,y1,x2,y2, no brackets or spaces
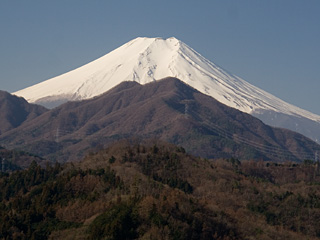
12,37,320,142
0,90,48,135
3,78,319,162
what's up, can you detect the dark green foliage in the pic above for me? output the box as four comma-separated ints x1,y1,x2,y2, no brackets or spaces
227,157,241,166
303,159,315,165
152,173,193,194
0,161,122,239
247,189,320,232
152,144,159,154
109,155,116,164
175,146,186,153
87,201,140,240
87,194,238,240
120,144,194,193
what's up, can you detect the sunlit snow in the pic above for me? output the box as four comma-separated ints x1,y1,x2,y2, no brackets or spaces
13,37,320,122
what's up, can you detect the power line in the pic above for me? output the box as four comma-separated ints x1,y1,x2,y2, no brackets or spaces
1,101,319,161
201,118,317,160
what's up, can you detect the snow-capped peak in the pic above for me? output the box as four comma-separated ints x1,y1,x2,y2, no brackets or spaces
13,37,320,124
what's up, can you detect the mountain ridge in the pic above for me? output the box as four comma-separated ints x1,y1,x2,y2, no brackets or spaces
2,78,319,162
12,37,320,142
12,37,319,120
0,90,48,134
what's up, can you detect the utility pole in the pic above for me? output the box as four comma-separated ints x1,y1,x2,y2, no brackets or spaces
181,100,194,119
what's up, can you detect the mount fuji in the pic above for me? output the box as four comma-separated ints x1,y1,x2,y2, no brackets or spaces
13,37,320,142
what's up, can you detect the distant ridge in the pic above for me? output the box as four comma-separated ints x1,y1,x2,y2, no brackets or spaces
13,37,320,142
3,78,319,162
0,90,47,134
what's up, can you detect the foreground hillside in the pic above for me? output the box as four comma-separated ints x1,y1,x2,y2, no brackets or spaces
1,141,320,239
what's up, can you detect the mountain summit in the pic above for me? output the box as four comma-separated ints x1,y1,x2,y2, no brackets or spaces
13,37,320,141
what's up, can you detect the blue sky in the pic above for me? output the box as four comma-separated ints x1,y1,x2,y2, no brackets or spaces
1,1,320,114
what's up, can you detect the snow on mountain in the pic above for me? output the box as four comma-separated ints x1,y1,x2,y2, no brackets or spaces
13,37,320,141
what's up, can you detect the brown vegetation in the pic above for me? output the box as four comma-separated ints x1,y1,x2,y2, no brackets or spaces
2,140,320,239
1,78,319,163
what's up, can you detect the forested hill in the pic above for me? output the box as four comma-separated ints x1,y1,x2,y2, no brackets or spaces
0,145,45,171
1,141,320,239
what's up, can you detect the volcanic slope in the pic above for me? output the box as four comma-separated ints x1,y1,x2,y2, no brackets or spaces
13,37,320,142
3,78,319,162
